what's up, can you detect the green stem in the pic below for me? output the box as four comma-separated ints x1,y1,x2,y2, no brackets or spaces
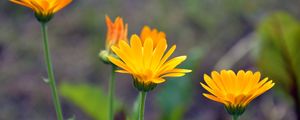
139,91,147,120
40,22,64,120
108,65,116,120
232,115,239,120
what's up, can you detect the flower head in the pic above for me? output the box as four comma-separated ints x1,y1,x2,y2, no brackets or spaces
10,0,72,23
108,34,191,92
140,26,166,48
201,70,275,116
105,16,128,51
100,16,128,63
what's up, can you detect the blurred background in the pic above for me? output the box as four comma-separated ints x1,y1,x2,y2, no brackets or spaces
1,0,300,120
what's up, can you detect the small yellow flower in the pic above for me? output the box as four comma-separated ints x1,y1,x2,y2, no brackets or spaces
10,0,72,22
105,16,128,51
108,34,191,91
201,70,275,115
140,26,166,48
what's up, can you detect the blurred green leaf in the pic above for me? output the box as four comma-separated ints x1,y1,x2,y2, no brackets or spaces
256,12,300,98
60,82,121,120
155,47,203,120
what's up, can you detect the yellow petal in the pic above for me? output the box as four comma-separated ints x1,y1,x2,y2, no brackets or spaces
211,71,226,92
10,0,34,9
52,0,72,13
111,46,137,71
108,56,132,73
200,83,223,98
162,68,192,74
158,56,187,74
161,73,185,77
151,78,166,84
203,93,227,105
143,38,154,68
243,81,274,106
157,45,176,69
220,70,231,93
204,74,221,92
140,26,151,43
130,35,143,69
115,70,130,74
150,38,167,70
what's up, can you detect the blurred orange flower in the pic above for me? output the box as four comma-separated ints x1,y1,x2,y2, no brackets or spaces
105,16,128,51
10,0,72,21
140,26,166,48
201,70,275,115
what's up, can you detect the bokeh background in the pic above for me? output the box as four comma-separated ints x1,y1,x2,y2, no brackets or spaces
1,0,300,120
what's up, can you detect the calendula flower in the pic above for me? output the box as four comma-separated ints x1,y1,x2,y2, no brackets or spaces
10,0,72,22
140,26,166,48
99,16,128,63
108,34,191,91
105,16,128,51
201,70,275,117
10,1,73,120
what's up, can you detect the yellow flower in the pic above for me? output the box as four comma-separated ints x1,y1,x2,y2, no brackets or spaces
140,26,166,48
201,70,275,115
108,34,191,91
10,0,72,22
105,16,128,51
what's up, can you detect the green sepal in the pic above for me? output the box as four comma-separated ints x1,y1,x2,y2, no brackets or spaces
35,12,53,23
99,50,120,65
225,105,246,117
133,78,157,92
99,50,111,64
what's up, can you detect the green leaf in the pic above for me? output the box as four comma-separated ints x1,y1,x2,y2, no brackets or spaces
256,12,300,97
60,82,121,120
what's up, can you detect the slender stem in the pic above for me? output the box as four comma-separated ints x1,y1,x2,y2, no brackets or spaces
232,115,239,120
108,65,116,120
139,91,147,120
40,23,64,120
